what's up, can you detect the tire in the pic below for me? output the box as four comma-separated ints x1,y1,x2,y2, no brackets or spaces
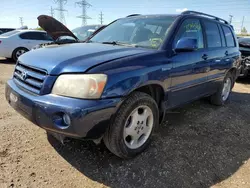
6,58,14,62
12,47,28,62
103,92,159,159
210,72,234,106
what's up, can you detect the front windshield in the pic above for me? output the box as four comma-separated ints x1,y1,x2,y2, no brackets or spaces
90,16,177,49
72,25,101,41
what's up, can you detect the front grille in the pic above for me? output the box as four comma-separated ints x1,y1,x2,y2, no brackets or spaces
13,62,47,94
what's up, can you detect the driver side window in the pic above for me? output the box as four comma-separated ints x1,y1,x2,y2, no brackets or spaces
174,19,204,49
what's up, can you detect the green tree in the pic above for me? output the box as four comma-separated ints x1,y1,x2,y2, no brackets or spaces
241,27,248,34
36,27,44,31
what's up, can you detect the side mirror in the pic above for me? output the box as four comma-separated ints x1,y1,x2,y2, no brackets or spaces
175,38,198,52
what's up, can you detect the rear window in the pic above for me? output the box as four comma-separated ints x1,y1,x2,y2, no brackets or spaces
1,30,20,37
222,26,235,47
203,20,221,48
238,38,250,44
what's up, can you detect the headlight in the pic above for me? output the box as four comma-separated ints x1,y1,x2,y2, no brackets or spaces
52,74,107,99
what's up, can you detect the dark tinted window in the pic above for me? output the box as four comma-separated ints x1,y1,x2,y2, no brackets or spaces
203,20,221,48
174,19,204,49
0,28,15,34
238,38,250,44
218,25,226,47
19,32,50,40
19,32,29,39
222,26,235,47
41,33,53,41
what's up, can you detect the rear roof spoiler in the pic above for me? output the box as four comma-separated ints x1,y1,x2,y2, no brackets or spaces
127,14,141,17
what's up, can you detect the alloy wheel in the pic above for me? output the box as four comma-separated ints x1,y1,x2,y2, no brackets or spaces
123,105,154,149
16,49,27,59
222,77,232,101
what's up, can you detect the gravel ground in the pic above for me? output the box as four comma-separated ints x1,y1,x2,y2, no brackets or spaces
0,57,250,188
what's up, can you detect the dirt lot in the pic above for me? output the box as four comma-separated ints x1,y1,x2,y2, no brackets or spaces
0,57,250,188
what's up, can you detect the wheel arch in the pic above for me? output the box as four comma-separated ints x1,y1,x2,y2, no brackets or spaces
226,67,237,82
128,83,167,123
131,83,165,106
12,46,29,58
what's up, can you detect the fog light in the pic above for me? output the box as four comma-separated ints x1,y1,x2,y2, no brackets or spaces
63,114,71,126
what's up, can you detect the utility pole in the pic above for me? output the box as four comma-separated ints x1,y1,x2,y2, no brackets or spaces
50,6,54,17
241,16,245,33
229,15,233,24
54,0,67,25
75,0,91,26
19,17,23,27
99,11,103,25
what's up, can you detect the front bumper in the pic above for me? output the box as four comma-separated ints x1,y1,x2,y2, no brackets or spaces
5,79,121,139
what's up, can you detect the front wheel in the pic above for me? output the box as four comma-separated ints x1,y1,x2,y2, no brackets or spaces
210,72,233,106
103,92,159,159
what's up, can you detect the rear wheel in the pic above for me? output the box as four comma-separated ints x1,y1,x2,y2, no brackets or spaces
210,72,233,106
103,92,159,158
12,47,28,62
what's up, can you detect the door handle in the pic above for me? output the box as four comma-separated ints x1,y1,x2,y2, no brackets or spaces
225,51,229,56
202,54,208,60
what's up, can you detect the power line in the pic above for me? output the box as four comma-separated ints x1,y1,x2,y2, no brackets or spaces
229,15,233,24
241,16,245,32
75,0,91,26
50,6,54,17
19,17,23,27
54,0,67,25
99,11,103,25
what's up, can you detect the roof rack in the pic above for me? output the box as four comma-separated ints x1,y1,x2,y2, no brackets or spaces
126,14,141,17
182,11,229,24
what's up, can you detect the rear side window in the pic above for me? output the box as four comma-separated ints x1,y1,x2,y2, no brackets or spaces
174,19,204,49
222,26,235,47
41,33,53,41
218,25,226,47
19,32,48,40
20,32,37,40
203,20,221,48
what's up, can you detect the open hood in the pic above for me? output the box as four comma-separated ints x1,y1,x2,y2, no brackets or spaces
38,15,78,41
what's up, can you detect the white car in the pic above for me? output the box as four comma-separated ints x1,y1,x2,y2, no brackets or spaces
0,30,52,61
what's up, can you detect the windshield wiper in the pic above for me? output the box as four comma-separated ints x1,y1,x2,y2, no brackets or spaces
88,40,153,49
102,41,118,45
101,41,138,47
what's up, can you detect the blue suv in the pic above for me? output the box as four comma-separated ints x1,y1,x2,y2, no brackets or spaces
5,11,241,158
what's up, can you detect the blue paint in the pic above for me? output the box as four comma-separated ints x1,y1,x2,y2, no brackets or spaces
5,14,241,139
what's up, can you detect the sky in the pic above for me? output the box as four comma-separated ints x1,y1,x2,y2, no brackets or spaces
0,0,250,33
